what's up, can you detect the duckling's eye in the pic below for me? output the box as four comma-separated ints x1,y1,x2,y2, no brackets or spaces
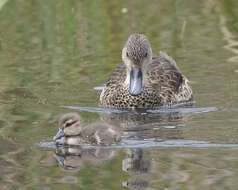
126,52,129,57
144,53,148,57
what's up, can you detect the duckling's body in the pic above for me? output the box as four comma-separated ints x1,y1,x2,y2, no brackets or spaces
54,113,121,146
100,34,193,108
80,123,121,145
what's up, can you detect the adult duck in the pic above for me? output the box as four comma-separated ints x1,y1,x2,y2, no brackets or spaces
100,34,193,108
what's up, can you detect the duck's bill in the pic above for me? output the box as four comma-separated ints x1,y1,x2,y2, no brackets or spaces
129,68,143,96
53,128,65,141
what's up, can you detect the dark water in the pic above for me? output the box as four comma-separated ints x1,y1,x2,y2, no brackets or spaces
0,0,238,189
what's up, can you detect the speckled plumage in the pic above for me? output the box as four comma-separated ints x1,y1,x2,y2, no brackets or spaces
100,34,193,108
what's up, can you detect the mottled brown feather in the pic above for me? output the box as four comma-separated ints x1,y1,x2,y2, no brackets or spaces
100,51,192,108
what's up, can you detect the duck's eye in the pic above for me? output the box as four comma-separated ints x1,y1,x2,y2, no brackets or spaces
144,53,148,57
126,52,129,57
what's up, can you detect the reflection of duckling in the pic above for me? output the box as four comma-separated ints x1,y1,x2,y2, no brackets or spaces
54,146,117,171
54,113,121,146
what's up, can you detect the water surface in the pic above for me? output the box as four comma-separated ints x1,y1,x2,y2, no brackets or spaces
0,0,238,189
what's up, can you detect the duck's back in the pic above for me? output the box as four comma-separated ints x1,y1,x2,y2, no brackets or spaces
147,52,182,90
100,52,192,108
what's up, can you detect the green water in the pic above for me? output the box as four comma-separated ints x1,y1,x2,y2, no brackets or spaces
0,0,238,189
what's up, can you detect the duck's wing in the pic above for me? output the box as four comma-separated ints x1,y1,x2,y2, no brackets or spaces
148,51,184,92
105,64,126,87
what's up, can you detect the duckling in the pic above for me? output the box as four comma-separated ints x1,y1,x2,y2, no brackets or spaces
54,113,121,146
100,33,193,108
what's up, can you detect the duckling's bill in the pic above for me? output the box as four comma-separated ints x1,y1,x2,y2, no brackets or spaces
53,128,64,141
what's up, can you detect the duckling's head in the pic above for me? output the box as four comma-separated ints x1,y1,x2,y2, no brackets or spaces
54,113,83,141
58,112,81,129
122,34,152,96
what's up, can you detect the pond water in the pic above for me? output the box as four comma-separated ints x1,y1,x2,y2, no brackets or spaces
0,0,238,189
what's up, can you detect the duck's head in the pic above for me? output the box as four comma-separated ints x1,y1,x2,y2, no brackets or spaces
122,34,152,96
54,112,83,141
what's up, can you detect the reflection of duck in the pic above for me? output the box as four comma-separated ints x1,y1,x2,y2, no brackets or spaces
54,113,121,146
122,149,151,190
122,178,149,190
100,34,193,108
100,110,186,130
122,149,150,174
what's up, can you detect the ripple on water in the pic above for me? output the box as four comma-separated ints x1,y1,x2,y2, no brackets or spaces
37,139,238,150
60,104,218,115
